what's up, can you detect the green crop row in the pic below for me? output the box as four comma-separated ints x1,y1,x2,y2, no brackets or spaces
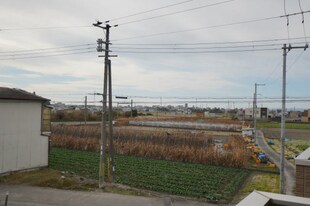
49,147,250,202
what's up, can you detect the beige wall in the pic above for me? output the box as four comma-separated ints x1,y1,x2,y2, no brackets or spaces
296,165,310,197
301,116,310,123
0,100,48,174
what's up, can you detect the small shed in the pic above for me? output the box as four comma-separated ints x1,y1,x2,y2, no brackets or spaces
295,147,310,198
0,87,51,174
237,190,310,206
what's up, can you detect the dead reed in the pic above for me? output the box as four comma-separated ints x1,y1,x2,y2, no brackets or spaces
51,124,248,168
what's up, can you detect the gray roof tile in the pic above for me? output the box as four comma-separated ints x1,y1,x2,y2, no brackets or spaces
0,87,49,101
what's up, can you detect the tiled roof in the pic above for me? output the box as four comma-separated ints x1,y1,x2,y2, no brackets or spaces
0,87,49,101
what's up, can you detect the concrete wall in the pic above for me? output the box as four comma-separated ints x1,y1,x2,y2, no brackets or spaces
0,100,48,174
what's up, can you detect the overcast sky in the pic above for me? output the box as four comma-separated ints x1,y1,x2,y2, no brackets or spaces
0,0,309,109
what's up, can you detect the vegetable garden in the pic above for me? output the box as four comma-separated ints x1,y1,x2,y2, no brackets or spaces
49,147,250,202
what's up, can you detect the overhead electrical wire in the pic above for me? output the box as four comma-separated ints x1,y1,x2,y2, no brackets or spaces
39,91,310,100
112,10,310,41
0,25,92,32
106,0,195,23
52,99,310,104
298,0,308,44
2,37,307,55
262,49,306,86
113,36,310,46
0,47,95,57
112,48,281,54
0,43,95,54
2,39,307,59
110,42,305,50
0,50,96,60
115,0,235,26
284,0,291,44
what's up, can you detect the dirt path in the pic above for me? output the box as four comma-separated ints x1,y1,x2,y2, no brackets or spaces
256,130,296,195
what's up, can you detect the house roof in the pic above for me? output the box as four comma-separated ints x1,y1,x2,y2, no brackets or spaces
0,87,49,102
237,191,310,206
295,147,310,166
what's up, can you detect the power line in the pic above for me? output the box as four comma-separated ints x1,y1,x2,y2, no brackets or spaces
106,0,194,23
116,0,235,26
0,43,95,54
298,0,308,44
0,50,96,60
0,47,95,57
51,99,310,104
0,43,287,59
113,37,310,46
263,49,306,86
0,25,92,31
112,48,281,54
1,37,307,55
111,42,305,50
112,10,310,41
41,92,310,100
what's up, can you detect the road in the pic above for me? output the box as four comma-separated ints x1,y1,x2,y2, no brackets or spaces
256,130,296,195
0,185,223,206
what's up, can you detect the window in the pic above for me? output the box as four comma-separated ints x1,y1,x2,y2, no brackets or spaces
42,105,51,133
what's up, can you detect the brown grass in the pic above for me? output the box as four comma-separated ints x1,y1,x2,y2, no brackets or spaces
51,125,249,168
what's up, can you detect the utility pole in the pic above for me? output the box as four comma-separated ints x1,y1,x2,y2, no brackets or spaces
93,20,117,188
84,96,87,125
130,99,133,117
253,83,265,142
107,59,115,182
280,43,308,194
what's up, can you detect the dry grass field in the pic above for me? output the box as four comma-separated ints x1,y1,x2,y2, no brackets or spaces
51,124,249,168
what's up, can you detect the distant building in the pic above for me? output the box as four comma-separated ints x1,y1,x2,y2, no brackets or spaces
289,111,301,119
204,111,220,118
244,107,269,120
0,87,51,174
301,109,310,123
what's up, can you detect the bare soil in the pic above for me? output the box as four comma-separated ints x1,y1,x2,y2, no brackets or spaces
262,128,310,140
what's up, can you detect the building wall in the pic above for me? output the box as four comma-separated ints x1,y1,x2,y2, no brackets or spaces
0,100,48,174
296,164,310,197
301,109,310,122
301,116,310,123
244,108,269,120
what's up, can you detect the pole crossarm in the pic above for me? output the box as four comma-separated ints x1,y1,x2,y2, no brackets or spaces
282,43,309,51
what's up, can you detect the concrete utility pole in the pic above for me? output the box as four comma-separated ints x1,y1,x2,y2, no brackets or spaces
130,99,133,117
93,21,117,188
108,59,115,182
280,43,308,194
84,96,87,125
253,83,265,142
